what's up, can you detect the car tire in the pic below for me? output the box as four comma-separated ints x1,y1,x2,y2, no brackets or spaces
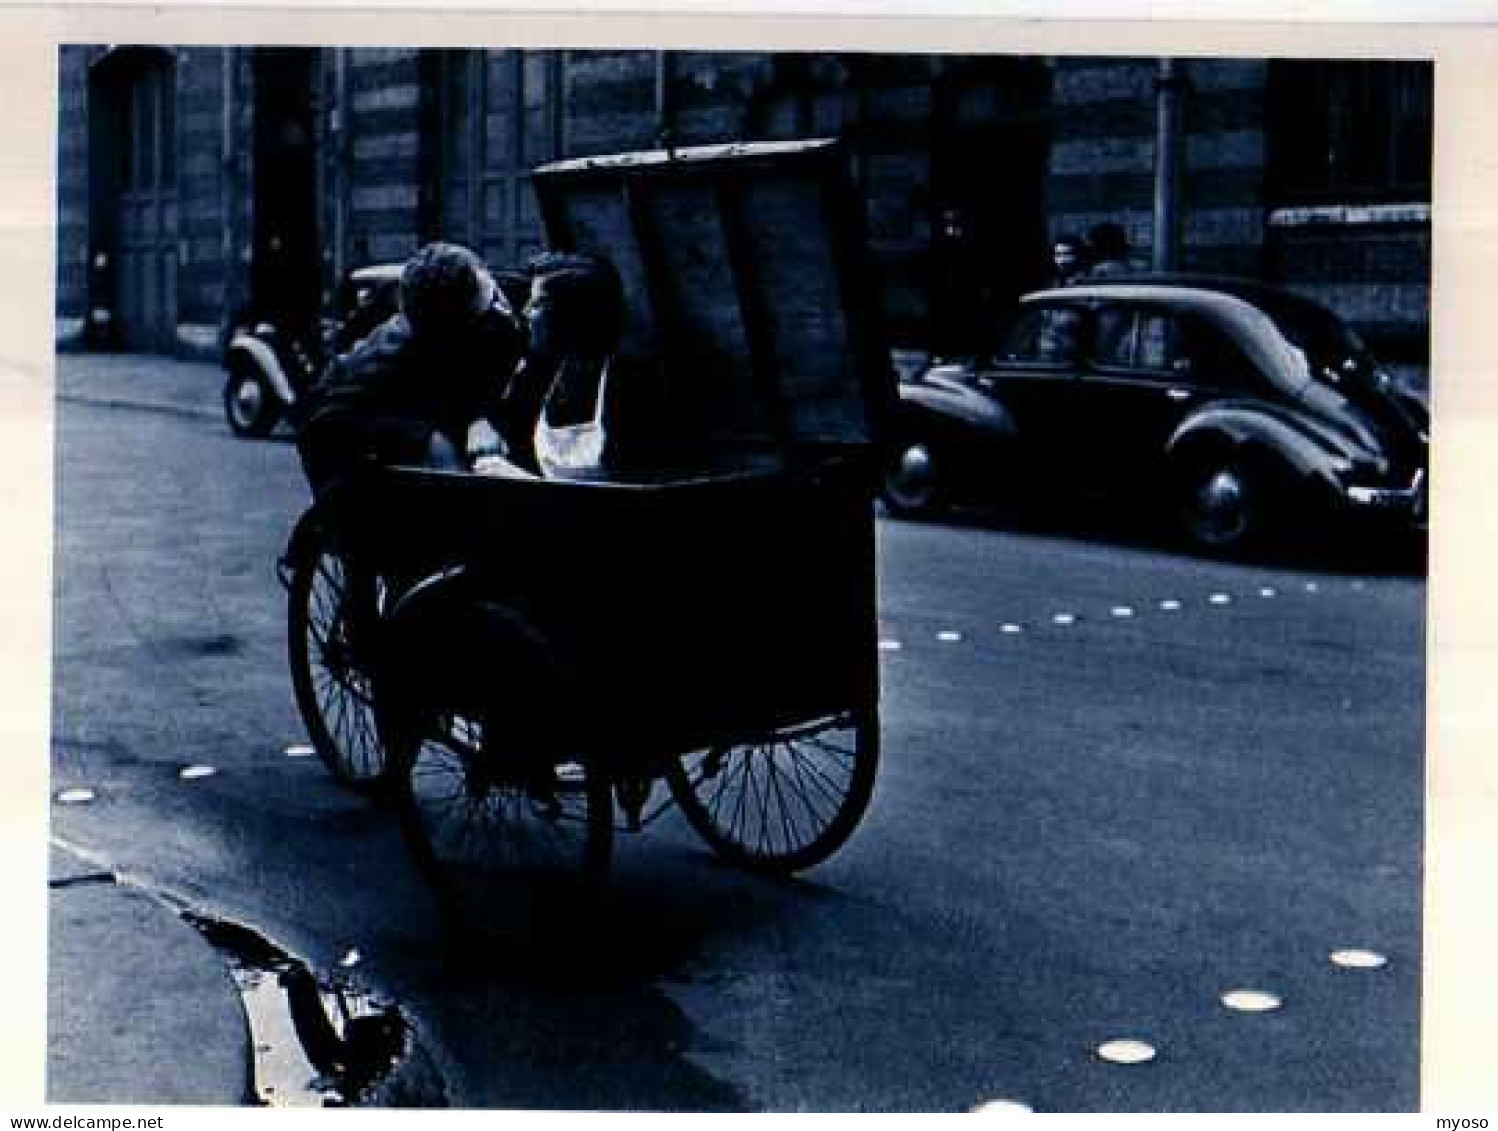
881,438,943,517
1174,448,1264,555
224,358,281,438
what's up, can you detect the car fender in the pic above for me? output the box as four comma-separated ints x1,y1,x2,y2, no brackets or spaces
1167,404,1348,492
226,333,297,407
896,373,1018,443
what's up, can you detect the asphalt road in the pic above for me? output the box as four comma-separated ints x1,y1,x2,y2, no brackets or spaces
51,371,1425,1111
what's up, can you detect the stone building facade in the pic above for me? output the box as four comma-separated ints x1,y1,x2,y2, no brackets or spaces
56,46,1432,371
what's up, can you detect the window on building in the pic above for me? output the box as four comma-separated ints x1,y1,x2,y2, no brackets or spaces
1269,60,1432,204
429,49,562,267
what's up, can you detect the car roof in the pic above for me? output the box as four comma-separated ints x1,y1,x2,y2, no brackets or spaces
1020,274,1316,391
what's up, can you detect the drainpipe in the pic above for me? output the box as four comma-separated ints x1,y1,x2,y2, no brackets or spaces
220,46,236,336
1152,58,1187,272
654,51,675,153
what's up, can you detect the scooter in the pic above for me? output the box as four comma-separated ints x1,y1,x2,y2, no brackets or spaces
222,263,404,438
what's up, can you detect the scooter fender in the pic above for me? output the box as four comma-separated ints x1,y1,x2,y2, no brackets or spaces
227,333,298,408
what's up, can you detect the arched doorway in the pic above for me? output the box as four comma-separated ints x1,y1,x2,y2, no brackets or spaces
88,46,178,352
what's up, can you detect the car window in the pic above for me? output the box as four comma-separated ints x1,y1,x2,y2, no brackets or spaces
1091,305,1180,372
998,306,1083,366
1092,306,1138,367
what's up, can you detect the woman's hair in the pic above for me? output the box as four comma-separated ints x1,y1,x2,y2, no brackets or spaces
525,251,625,356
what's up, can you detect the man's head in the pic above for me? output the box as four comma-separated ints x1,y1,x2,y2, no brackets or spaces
1087,222,1131,263
399,242,500,338
1052,234,1086,279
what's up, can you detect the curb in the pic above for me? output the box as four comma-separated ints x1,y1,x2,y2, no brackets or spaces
48,844,256,1106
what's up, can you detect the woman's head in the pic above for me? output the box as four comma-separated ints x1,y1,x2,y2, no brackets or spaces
523,251,624,358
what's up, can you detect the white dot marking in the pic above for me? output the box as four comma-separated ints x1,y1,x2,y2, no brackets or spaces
1306,582,1320,593
938,630,964,643
1000,623,1024,635
1159,600,1182,612
878,639,903,652
55,787,96,805
971,1099,1034,1114
1259,587,1277,598
1096,1039,1157,1065
284,743,316,758
1111,606,1135,618
179,764,218,781
1221,989,1283,1013
1330,948,1388,970
1209,593,1232,606
1052,613,1077,626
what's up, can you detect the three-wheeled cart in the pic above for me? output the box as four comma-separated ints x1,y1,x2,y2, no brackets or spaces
282,139,893,909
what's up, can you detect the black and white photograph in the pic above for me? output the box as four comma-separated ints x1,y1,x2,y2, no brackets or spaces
45,39,1432,1111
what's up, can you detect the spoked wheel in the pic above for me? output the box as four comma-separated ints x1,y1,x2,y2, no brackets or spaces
392,713,614,929
666,710,879,876
287,534,394,792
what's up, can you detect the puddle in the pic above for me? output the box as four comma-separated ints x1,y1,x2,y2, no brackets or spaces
182,912,446,1108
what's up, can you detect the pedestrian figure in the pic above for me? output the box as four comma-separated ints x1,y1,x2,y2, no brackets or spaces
1050,233,1090,287
1085,222,1135,278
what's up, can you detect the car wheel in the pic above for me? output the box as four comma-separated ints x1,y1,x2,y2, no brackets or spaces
1175,451,1261,554
881,438,942,517
224,359,281,438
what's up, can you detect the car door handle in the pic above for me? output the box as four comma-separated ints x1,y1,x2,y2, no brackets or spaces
1166,387,1193,402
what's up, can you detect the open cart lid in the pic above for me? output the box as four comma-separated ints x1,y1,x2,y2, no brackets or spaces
531,139,892,452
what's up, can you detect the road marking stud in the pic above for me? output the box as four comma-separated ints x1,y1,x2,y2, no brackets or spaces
179,764,218,781
1000,623,1024,635
1095,1039,1156,1065
284,743,316,758
1209,593,1232,605
55,788,96,805
970,1099,1034,1114
1111,606,1135,618
938,630,964,642
878,639,903,652
1052,613,1077,626
1221,989,1283,1013
1159,600,1182,612
1330,948,1388,970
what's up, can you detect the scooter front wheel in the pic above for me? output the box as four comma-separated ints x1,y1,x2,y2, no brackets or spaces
224,357,282,438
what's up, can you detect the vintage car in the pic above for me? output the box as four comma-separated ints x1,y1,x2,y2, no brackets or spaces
881,276,1429,552
223,263,403,437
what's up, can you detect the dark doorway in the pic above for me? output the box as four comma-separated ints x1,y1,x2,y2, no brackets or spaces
251,48,322,341
88,47,178,353
929,61,1052,359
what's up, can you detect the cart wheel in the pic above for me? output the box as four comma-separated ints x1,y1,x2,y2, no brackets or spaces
666,710,878,876
287,532,394,791
392,713,614,924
